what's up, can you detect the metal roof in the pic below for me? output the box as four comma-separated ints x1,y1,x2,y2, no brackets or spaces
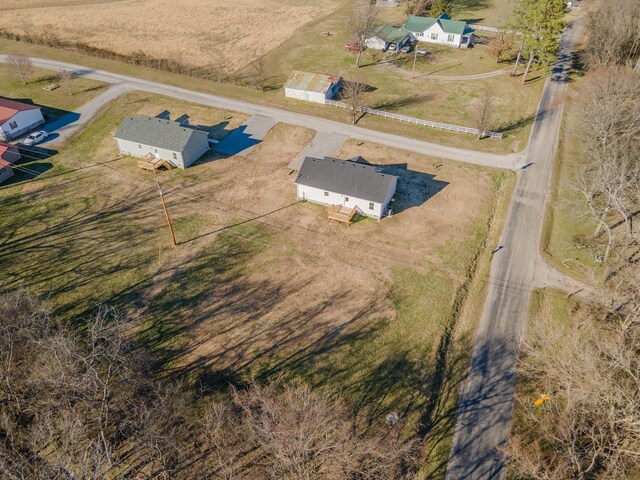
404,14,473,36
0,98,40,125
114,115,207,152
295,156,397,204
367,24,412,44
284,71,342,94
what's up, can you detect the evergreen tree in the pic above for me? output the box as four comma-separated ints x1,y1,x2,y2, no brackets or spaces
511,0,566,84
430,0,455,17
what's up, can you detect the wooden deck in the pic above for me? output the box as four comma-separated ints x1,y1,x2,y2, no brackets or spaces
327,204,358,224
137,156,176,173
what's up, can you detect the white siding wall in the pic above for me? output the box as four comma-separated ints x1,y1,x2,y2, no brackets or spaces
0,109,45,140
285,88,328,104
296,184,393,219
115,133,209,169
365,37,387,50
412,24,463,47
116,138,185,168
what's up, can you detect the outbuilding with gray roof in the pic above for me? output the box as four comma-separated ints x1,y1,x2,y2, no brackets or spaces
295,156,397,219
114,115,210,169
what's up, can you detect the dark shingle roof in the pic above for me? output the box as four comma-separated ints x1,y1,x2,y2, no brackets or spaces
114,115,205,152
295,157,396,203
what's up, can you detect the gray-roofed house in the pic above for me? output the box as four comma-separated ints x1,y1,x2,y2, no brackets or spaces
114,115,210,169
364,24,414,51
403,13,474,48
295,156,397,220
284,71,343,104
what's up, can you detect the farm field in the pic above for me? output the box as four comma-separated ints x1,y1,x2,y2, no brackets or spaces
0,0,341,72
0,0,546,154
0,90,514,477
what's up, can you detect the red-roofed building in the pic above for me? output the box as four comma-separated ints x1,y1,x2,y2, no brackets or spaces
0,142,21,185
0,98,45,141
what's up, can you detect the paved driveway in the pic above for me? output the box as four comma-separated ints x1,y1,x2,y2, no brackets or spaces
214,115,275,157
288,130,347,170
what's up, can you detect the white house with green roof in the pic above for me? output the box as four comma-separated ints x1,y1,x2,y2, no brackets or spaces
403,13,474,48
364,25,414,51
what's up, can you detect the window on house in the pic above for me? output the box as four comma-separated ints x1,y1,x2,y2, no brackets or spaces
173,152,177,159
431,32,438,40
138,144,142,148
324,191,329,197
447,34,455,42
369,202,374,210
345,196,350,202
8,121,17,130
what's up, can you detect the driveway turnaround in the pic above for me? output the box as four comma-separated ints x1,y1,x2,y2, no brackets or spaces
214,115,275,157
288,130,347,170
445,19,584,480
43,84,132,146
0,55,521,170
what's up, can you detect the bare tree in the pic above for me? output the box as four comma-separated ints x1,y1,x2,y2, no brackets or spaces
586,0,640,69
487,32,514,63
349,0,379,68
58,69,74,95
506,306,640,479
251,56,267,91
470,86,497,139
572,68,640,263
6,55,33,84
341,80,368,125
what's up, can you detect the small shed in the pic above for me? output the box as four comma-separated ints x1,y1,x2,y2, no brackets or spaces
295,156,397,220
284,71,343,104
364,25,414,51
114,115,210,169
0,98,45,141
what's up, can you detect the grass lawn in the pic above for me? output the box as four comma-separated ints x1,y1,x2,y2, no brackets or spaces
0,64,107,116
0,0,546,154
0,90,515,477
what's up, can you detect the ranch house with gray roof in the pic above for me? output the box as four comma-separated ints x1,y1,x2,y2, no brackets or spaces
295,156,397,219
114,115,210,169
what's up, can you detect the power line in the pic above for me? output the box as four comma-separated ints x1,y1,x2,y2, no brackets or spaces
1,146,588,303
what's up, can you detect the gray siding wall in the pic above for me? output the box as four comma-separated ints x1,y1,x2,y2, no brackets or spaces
181,132,210,168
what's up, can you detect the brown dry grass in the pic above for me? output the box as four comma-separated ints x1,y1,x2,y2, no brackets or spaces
0,0,341,72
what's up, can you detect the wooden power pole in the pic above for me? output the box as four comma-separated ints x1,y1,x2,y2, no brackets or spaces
156,181,177,247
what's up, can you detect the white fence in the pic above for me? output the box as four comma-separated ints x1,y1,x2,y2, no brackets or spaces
325,99,503,139
469,24,501,33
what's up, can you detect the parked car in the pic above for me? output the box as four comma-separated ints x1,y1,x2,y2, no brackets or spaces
344,43,361,51
401,43,413,53
23,131,48,146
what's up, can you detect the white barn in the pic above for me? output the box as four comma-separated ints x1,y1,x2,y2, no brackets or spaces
0,98,45,141
295,156,397,220
114,115,210,169
403,13,474,48
284,71,342,104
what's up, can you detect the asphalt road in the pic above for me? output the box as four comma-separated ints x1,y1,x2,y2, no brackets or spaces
0,55,521,170
444,19,584,480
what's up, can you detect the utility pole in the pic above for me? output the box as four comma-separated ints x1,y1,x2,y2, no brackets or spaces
412,42,419,78
156,181,176,247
